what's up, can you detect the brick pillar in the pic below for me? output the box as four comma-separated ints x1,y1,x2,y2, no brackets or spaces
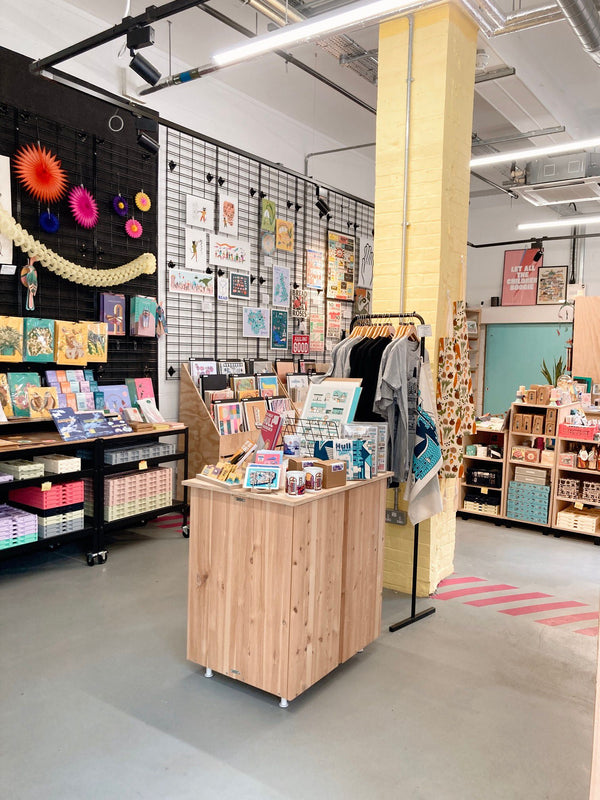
373,4,477,595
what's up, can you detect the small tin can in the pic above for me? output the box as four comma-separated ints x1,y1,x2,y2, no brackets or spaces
286,470,305,496
304,466,323,492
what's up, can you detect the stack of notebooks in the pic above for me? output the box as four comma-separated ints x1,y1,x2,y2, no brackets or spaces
200,372,294,436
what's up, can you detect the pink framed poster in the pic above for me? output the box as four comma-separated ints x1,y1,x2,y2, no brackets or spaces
501,248,541,306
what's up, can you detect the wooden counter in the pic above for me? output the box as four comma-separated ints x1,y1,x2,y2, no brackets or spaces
184,473,391,705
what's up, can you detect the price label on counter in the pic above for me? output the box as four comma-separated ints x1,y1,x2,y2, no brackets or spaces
481,487,489,495
40,482,52,492
574,501,584,510
138,460,148,471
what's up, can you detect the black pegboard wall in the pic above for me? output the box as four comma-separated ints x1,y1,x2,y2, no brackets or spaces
163,125,374,380
0,48,159,390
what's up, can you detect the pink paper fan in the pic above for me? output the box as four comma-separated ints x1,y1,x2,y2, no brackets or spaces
125,218,143,239
69,185,99,228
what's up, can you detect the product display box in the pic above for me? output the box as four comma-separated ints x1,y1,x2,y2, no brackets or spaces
545,407,558,436
532,415,545,435
526,389,538,405
537,385,552,405
286,457,347,488
511,445,540,463
522,414,533,433
513,414,523,432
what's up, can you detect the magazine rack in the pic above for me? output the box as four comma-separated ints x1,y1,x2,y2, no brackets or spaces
281,418,341,457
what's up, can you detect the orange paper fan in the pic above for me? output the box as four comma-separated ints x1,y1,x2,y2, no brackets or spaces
13,143,68,203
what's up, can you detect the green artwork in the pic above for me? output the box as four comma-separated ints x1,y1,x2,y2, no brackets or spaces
261,198,276,233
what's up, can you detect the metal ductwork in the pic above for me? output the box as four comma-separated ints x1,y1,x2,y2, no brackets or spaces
553,0,600,64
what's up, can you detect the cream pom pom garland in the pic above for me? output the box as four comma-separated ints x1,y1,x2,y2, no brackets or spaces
0,201,156,287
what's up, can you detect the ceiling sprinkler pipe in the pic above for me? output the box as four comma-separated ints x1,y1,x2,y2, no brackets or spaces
553,0,600,63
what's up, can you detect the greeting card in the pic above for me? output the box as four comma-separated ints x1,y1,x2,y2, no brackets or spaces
100,293,126,336
54,321,87,365
27,386,58,419
85,322,108,362
0,316,23,362
23,318,54,362
130,296,157,337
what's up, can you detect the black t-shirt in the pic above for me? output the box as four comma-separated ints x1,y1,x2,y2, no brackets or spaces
349,336,390,421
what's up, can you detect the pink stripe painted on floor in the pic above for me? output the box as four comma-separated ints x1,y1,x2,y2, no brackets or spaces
156,522,183,529
437,576,487,588
574,627,599,637
435,584,517,600
156,515,182,522
500,601,587,617
536,611,599,627
465,592,552,607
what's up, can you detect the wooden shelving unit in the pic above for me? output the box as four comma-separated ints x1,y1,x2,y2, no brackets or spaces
466,307,485,416
552,432,600,543
459,425,507,521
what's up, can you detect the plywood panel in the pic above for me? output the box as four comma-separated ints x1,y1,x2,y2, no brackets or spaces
287,494,345,700
187,488,293,697
178,364,220,479
340,480,387,662
573,296,600,388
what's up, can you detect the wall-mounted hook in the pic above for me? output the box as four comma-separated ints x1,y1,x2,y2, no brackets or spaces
167,260,175,268
250,274,257,283
217,269,224,277
169,160,177,171
206,267,213,275
353,223,359,231
77,131,88,142
217,177,225,187
168,365,176,377
258,276,266,285
295,202,302,212
293,282,300,290
259,191,266,199
249,188,257,197
287,200,293,209
346,221,352,229
206,172,214,183
371,228,374,236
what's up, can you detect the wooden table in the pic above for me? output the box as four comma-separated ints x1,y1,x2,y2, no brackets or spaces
184,473,391,706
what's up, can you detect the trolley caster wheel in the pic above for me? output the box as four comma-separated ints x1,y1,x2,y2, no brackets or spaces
182,525,190,539
97,552,107,564
86,554,95,567
553,533,562,538
594,537,600,546
505,522,512,528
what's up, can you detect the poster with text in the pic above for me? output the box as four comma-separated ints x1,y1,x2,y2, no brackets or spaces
327,230,355,301
291,288,308,319
168,268,214,297
272,264,290,307
501,248,540,306
305,248,325,290
184,227,206,269
243,307,269,338
270,308,288,350
218,193,239,237
357,236,374,289
310,312,325,353
209,234,251,270
327,301,342,338
229,270,250,299
0,155,12,263
185,194,213,230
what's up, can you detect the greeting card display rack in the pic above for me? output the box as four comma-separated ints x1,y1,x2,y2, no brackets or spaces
280,418,341,456
349,311,436,633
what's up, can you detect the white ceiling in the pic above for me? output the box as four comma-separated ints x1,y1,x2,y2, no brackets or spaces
56,0,600,204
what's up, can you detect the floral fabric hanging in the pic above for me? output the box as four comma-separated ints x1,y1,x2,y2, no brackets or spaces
437,300,477,479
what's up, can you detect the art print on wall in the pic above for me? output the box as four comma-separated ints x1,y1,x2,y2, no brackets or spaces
501,248,540,306
242,307,269,338
291,288,308,319
354,286,371,316
272,264,290,307
327,301,342,338
537,266,568,305
217,274,229,302
209,233,251,269
270,308,288,350
0,155,12,263
310,312,325,353
261,231,275,255
275,219,294,252
218,193,239,237
327,230,355,301
185,194,213,230
168,267,214,297
357,236,374,289
184,227,206,269
305,248,325,290
261,198,276,233
229,270,250,299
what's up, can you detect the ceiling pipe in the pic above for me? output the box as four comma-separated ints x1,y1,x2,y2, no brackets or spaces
467,231,600,247
140,4,377,114
552,0,600,64
304,142,375,174
495,4,564,34
471,171,520,198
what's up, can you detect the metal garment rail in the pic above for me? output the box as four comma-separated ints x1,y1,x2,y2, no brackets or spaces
349,312,436,632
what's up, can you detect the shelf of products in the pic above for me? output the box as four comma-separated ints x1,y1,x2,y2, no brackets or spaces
553,433,600,540
466,307,484,417
0,422,189,566
459,425,507,520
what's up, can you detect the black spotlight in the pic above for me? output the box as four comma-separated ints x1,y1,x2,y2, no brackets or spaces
129,51,161,86
137,132,159,155
316,197,330,217
532,239,544,262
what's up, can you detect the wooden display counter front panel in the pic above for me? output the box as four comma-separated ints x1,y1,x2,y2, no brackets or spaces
186,476,388,702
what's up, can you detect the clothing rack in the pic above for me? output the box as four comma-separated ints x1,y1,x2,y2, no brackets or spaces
349,311,436,632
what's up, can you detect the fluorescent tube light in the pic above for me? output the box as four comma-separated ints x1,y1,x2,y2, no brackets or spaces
212,0,417,66
470,136,600,168
518,215,600,231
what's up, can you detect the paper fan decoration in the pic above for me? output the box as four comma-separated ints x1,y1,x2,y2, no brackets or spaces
39,211,59,234
112,194,128,217
125,218,143,239
13,143,68,203
69,186,99,229
135,191,151,212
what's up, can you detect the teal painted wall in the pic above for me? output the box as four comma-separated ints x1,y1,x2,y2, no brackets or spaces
484,323,572,414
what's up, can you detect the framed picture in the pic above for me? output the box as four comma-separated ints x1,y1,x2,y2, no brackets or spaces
229,270,250,299
537,266,568,305
270,308,288,350
466,319,478,335
501,248,540,306
573,375,592,392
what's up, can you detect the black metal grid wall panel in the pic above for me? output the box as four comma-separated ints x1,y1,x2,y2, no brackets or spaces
0,94,158,388
163,125,374,377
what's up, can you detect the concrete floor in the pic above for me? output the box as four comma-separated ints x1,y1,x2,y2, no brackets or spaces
0,518,598,800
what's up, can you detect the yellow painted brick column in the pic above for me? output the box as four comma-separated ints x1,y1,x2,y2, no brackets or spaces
374,5,477,596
